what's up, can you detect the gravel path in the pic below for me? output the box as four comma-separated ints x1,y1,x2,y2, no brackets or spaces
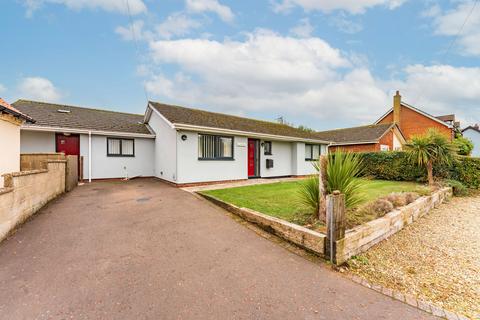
347,195,480,319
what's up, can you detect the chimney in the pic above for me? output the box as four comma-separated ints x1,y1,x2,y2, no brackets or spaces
393,90,401,125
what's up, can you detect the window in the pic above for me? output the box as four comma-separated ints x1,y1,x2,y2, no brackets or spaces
198,134,234,160
107,138,135,157
305,144,322,161
380,144,390,152
264,141,272,155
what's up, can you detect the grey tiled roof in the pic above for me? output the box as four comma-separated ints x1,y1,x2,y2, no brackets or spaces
13,100,151,135
314,123,394,144
149,101,331,141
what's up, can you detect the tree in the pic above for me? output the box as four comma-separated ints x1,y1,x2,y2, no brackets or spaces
454,134,474,156
405,129,457,186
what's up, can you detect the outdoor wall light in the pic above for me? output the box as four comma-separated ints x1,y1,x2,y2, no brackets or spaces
181,134,187,141
260,142,264,147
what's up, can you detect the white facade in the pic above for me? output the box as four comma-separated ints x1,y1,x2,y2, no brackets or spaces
462,128,480,157
0,118,21,186
20,129,155,180
146,107,328,185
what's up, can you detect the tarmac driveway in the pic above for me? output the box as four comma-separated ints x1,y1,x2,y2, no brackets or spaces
0,179,436,319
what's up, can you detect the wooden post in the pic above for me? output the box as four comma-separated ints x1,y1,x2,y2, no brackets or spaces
326,190,346,265
318,155,328,222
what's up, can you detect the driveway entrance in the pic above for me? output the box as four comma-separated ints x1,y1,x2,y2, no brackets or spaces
0,179,436,319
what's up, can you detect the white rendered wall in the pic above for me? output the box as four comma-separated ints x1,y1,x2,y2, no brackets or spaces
260,140,293,177
147,111,178,182
20,130,55,153
0,120,21,186
462,129,480,157
81,135,155,180
176,130,248,184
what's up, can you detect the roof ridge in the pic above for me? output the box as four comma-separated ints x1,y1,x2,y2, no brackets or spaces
149,100,297,128
316,122,391,134
15,99,145,117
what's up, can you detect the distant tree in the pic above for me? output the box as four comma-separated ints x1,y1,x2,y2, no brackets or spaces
454,133,474,156
297,125,315,133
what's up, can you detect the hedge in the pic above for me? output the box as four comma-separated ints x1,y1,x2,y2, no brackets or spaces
358,151,480,188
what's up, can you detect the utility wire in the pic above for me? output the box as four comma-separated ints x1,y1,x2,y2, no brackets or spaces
125,0,150,103
411,0,479,107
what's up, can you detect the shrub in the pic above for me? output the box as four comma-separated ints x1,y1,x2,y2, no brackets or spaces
386,193,407,207
444,179,468,196
298,176,319,214
363,199,394,218
454,135,474,156
404,192,420,204
325,151,365,208
359,151,480,188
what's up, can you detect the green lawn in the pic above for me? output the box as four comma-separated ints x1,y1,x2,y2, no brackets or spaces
201,178,430,229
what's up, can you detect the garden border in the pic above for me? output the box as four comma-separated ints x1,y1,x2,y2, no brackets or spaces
198,193,326,255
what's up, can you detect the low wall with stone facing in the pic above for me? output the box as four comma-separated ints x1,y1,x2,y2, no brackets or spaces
335,187,452,264
0,160,66,242
199,193,326,255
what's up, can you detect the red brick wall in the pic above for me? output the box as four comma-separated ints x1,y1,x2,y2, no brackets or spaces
379,130,393,149
378,106,453,140
330,143,379,153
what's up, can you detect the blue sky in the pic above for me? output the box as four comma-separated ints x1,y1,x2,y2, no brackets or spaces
1,0,479,130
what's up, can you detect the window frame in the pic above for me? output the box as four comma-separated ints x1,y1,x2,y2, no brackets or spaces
305,143,322,161
197,134,235,161
264,141,272,155
106,137,135,157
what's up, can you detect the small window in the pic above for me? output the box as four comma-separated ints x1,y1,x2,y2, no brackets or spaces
380,144,390,152
198,134,234,160
107,138,135,157
264,141,272,155
305,144,324,161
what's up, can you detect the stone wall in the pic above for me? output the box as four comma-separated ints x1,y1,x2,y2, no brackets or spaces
0,160,66,242
335,187,452,264
200,193,326,255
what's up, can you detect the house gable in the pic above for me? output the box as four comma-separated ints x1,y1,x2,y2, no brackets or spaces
377,104,453,140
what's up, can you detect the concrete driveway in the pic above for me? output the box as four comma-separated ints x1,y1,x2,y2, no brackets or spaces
0,179,436,319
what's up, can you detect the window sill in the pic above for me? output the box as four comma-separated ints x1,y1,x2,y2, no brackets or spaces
107,155,135,157
198,158,235,161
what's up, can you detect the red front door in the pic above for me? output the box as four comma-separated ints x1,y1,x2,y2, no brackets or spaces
56,133,80,156
248,139,258,177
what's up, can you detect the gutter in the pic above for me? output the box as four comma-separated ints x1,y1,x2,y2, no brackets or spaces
173,123,332,144
20,125,156,139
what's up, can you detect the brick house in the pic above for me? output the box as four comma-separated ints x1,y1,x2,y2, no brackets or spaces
316,91,456,152
375,91,455,141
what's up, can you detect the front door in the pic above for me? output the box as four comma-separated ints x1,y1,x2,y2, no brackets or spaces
248,139,259,178
56,133,80,177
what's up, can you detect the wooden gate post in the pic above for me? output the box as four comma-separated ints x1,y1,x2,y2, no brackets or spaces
318,155,328,222
326,190,346,265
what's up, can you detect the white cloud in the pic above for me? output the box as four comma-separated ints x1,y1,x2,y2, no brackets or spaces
0,84,6,94
156,13,202,39
115,20,152,41
393,64,480,125
186,0,234,22
427,1,480,56
18,77,62,102
290,18,314,37
272,0,406,14
144,30,394,126
23,0,147,17
330,13,363,34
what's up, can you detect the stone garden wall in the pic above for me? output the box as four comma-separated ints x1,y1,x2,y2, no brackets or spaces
0,160,66,242
335,187,452,264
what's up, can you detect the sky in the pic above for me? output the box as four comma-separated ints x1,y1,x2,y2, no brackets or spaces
1,0,479,130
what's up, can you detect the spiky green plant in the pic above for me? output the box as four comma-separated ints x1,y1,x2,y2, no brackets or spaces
326,151,365,208
298,151,365,215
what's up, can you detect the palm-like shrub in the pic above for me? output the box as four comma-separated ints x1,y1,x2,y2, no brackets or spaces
405,129,457,186
326,151,365,208
298,151,364,215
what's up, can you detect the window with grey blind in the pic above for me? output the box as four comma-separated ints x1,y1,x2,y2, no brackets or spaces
198,134,234,160
107,138,135,157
